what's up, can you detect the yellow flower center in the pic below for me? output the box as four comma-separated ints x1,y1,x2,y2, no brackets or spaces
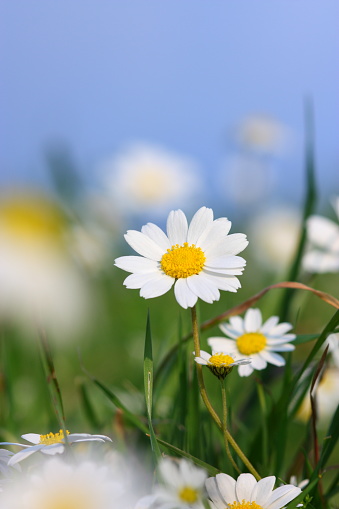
0,195,65,245
179,486,199,504
236,333,267,355
228,501,263,509
38,491,92,509
39,430,70,445
209,353,235,367
160,243,206,279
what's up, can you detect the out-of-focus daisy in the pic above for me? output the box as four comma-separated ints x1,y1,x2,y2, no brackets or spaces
0,456,126,509
101,143,202,217
194,350,251,380
326,333,339,367
115,207,248,309
296,367,339,427
235,114,290,155
137,458,207,509
249,207,301,271
302,196,339,273
0,430,112,465
206,472,301,509
208,309,296,377
0,190,90,339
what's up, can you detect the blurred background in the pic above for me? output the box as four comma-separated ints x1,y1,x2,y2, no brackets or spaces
0,1,338,438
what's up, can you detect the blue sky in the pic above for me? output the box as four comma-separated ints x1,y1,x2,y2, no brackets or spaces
1,1,338,206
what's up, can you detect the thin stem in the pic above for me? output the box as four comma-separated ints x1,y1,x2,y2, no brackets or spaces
191,305,261,480
256,380,269,469
221,379,241,475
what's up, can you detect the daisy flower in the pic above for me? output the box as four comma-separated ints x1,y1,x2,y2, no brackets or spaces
194,350,251,380
0,456,126,509
302,196,339,273
137,458,207,509
208,309,296,377
0,430,112,465
101,142,202,217
206,472,301,509
115,207,248,309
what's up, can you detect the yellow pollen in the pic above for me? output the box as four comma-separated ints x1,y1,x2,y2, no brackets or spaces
236,332,267,355
160,243,206,279
228,501,263,509
209,353,235,367
179,486,198,504
39,429,70,445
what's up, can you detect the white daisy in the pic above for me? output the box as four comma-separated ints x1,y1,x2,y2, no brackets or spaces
208,309,296,377
206,472,301,509
194,350,251,380
302,196,339,273
138,458,207,509
101,142,202,216
0,456,126,509
115,207,248,309
0,430,112,465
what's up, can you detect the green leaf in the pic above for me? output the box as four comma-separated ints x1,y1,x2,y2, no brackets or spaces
144,311,161,462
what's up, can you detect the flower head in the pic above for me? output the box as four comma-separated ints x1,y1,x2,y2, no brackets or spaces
194,350,251,380
302,196,339,273
206,472,301,509
0,430,112,465
208,309,296,377
0,456,126,509
115,207,248,309
138,458,207,509
101,143,202,217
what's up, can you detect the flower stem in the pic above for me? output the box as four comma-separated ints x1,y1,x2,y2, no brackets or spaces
191,305,261,480
220,379,241,475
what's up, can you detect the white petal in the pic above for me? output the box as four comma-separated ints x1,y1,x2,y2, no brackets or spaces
303,250,339,273
244,309,262,332
205,255,246,269
251,354,267,370
194,357,209,365
215,473,237,503
115,256,159,274
218,324,240,339
260,350,286,367
238,364,254,376
124,230,164,260
174,278,198,309
203,269,241,292
260,316,280,334
141,223,171,251
21,433,41,445
159,459,181,488
235,473,257,502
253,476,276,505
266,336,296,345
197,218,232,252
68,433,112,442
167,210,188,246
223,316,245,335
187,207,214,244
41,443,65,455
208,337,237,353
140,274,175,299
205,477,226,509
124,272,163,289
306,216,339,250
266,485,301,509
204,233,248,257
187,274,220,304
267,344,295,352
268,322,294,336
8,445,45,465
197,350,212,361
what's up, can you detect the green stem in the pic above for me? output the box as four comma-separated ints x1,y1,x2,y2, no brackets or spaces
191,305,261,480
221,379,241,474
256,380,269,469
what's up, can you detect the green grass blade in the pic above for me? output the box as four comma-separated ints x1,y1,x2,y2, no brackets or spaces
144,311,161,462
